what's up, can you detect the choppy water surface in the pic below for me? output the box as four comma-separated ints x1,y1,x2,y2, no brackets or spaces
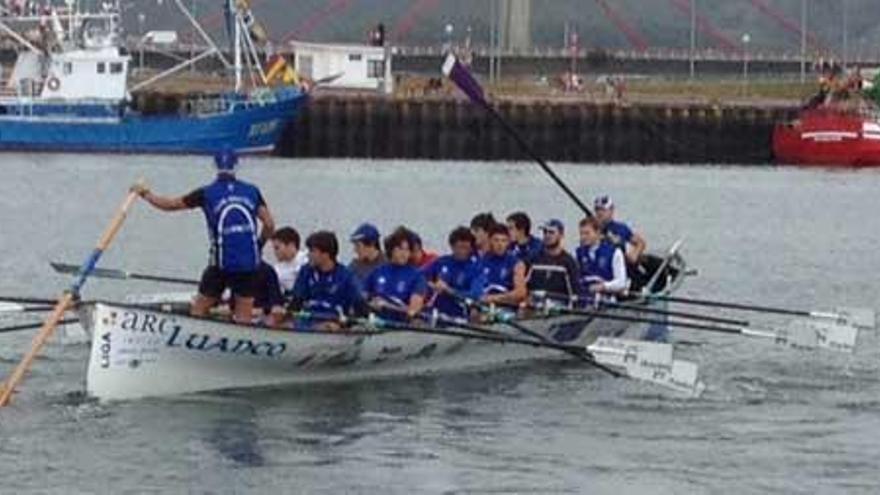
0,155,879,494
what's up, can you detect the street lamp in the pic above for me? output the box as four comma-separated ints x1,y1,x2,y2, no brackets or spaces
443,23,454,54
137,13,146,71
741,32,751,95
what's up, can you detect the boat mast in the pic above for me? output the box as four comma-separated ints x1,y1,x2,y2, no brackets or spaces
232,0,242,91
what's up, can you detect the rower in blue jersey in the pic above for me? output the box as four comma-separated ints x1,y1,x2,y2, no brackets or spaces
363,227,428,322
593,195,647,266
470,212,496,256
132,148,275,324
480,222,527,306
289,231,368,331
576,217,629,305
348,222,386,287
506,211,543,265
422,226,486,320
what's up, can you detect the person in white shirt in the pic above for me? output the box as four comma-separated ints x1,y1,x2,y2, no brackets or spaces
270,227,308,297
575,217,629,304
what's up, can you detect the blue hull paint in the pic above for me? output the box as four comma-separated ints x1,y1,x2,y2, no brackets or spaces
0,88,307,154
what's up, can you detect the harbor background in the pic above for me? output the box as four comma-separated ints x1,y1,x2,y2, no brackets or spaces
0,155,878,493
111,0,880,164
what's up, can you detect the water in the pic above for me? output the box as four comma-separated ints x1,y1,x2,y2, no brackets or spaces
0,155,879,494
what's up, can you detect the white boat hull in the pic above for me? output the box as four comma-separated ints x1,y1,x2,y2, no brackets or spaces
82,302,667,401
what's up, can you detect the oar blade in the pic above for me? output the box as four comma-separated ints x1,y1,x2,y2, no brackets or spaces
813,320,859,353
641,359,706,398
52,261,130,280
767,319,859,354
833,307,876,330
587,337,674,370
49,261,80,275
586,337,704,397
442,53,486,105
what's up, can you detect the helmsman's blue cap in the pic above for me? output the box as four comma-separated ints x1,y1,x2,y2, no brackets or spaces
350,223,381,243
214,147,238,171
594,195,614,210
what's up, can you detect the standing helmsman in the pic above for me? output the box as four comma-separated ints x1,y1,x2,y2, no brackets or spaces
132,149,276,324
593,195,646,266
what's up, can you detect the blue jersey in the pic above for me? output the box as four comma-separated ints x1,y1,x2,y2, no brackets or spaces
603,220,634,250
190,176,265,273
576,241,619,287
422,255,485,318
480,252,521,295
364,263,428,322
509,236,543,264
291,263,365,318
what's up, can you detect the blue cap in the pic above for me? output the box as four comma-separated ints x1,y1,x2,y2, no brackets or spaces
540,219,564,234
593,195,614,210
214,147,238,171
350,223,380,243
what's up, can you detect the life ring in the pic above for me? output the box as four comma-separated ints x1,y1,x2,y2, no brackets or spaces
46,77,60,91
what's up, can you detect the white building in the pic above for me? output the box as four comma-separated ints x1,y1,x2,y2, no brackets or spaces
288,41,393,94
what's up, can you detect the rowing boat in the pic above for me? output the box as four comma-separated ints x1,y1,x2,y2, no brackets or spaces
78,253,689,401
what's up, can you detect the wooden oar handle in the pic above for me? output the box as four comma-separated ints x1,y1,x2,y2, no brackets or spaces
0,185,142,408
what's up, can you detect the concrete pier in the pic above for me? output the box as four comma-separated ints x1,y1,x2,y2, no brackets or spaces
277,95,795,164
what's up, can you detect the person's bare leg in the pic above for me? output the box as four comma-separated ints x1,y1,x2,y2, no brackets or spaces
191,294,218,317
233,296,255,324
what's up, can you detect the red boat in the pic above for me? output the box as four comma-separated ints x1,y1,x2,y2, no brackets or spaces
772,107,880,167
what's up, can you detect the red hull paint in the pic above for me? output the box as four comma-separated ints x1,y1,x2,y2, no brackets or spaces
772,108,880,167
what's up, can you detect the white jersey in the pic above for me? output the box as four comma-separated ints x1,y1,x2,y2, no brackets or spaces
273,250,309,293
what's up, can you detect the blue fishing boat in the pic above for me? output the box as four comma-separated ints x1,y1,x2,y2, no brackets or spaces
0,0,307,154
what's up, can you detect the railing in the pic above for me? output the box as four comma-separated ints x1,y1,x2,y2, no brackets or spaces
179,88,279,116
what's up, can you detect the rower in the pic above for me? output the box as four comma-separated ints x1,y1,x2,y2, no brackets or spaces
470,212,496,256
480,222,527,305
527,219,579,303
422,226,486,320
289,231,368,330
506,211,543,265
348,222,386,286
593,195,646,266
131,148,275,324
253,226,308,328
253,261,286,328
270,226,309,297
363,228,428,322
593,195,651,289
407,230,439,269
576,217,629,305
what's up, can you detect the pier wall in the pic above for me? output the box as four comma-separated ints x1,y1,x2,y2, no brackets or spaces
278,95,796,164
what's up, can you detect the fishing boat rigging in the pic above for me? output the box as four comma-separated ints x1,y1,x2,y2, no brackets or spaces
0,0,307,153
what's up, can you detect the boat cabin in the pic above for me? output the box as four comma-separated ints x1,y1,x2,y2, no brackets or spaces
288,40,393,94
5,47,129,101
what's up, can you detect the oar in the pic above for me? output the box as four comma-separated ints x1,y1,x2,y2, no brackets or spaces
454,287,748,331
603,300,747,326
646,294,876,330
431,311,623,378
545,305,860,354
0,186,140,407
50,262,199,286
0,303,57,314
0,318,80,334
361,315,703,396
442,54,593,218
0,296,57,306
369,298,622,378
